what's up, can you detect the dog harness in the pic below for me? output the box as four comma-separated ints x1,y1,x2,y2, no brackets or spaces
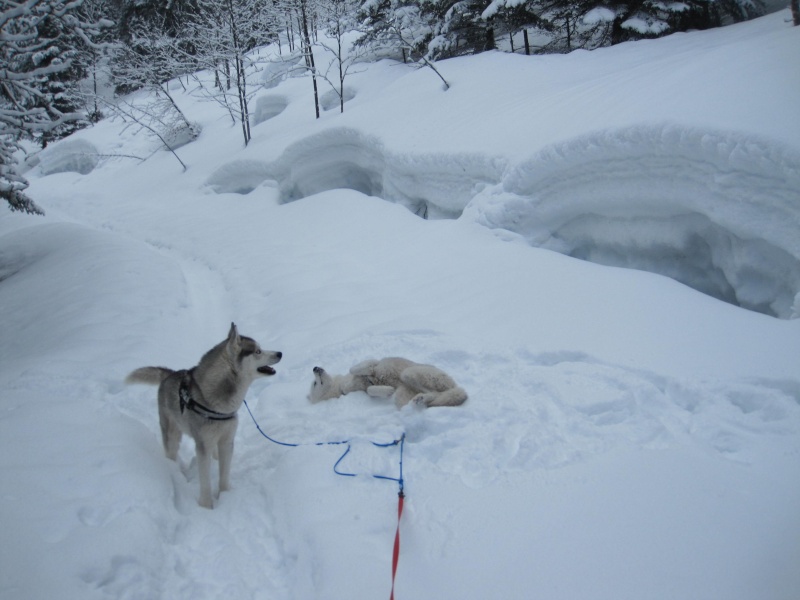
178,369,237,421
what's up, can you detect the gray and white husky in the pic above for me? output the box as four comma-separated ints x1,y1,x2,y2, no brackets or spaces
308,357,467,408
126,323,282,509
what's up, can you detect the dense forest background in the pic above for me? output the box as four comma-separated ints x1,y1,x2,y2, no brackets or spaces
1,0,788,214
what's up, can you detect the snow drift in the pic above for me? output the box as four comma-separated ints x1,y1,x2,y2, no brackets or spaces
468,124,800,318
209,122,800,317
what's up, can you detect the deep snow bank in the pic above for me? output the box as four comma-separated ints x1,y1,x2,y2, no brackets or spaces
269,128,507,219
206,128,507,219
0,222,189,376
222,122,800,318
466,125,800,318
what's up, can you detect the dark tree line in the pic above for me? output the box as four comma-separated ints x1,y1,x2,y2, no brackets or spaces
355,0,766,61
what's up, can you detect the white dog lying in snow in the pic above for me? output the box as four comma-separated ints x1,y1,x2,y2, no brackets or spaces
308,357,467,408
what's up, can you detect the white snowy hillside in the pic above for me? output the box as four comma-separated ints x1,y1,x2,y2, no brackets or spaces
1,9,799,600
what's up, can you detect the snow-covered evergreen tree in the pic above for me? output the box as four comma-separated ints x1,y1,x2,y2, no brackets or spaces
111,0,197,95
558,0,765,46
423,0,497,59
1,0,110,214
356,1,435,61
480,0,550,55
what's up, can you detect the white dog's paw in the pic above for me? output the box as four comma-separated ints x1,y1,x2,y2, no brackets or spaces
412,393,435,408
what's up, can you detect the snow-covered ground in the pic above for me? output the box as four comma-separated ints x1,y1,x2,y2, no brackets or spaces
1,10,799,600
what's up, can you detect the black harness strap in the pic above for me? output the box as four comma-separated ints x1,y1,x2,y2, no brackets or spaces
178,369,237,421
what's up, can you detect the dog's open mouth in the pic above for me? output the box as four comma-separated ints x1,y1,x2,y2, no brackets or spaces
258,366,277,376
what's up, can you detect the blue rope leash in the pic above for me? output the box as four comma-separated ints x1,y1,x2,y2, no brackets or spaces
244,399,407,598
243,399,405,491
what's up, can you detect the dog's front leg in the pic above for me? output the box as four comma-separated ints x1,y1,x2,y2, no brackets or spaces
196,441,214,509
217,424,237,496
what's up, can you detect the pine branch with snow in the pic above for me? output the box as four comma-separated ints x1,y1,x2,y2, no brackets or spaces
1,0,111,214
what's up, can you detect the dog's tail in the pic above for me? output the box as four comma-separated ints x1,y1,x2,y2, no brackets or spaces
125,366,174,386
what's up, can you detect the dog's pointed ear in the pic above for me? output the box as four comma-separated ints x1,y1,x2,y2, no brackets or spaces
226,322,242,358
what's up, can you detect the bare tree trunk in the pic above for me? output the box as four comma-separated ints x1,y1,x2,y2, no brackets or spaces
792,0,799,26
418,54,450,90
159,83,192,127
337,22,345,113
485,27,495,51
299,1,320,119
565,17,572,50
226,0,250,145
523,29,530,55
90,52,101,122
236,56,251,144
287,11,295,51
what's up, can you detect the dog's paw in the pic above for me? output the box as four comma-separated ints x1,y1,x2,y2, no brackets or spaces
412,393,432,408
198,495,214,509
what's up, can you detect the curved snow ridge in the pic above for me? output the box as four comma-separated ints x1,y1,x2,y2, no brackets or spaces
204,126,507,217
205,159,273,195
467,124,800,318
268,127,508,218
